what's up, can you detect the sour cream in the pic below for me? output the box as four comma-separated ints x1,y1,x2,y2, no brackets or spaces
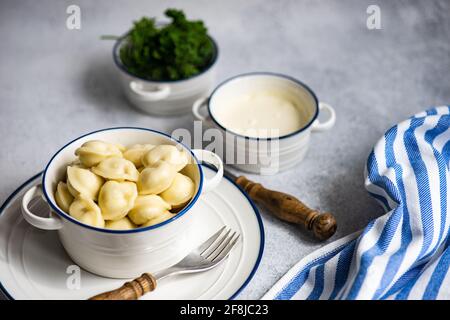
213,91,305,138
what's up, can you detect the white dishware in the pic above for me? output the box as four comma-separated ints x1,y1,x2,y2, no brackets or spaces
20,127,224,279
90,226,240,300
192,72,336,174
0,166,264,299
113,36,218,116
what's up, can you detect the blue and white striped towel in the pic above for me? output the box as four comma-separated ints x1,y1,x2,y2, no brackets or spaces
263,106,450,300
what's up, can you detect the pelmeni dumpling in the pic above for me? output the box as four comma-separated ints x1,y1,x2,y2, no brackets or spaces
160,173,195,208
98,181,138,220
137,161,176,195
75,140,123,167
68,159,87,169
55,182,74,213
128,194,171,225
92,157,139,182
123,144,154,168
115,143,126,152
66,166,104,200
69,195,105,228
105,217,136,230
141,145,189,172
141,211,176,227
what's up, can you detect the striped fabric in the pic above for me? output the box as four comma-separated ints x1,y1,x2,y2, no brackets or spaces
263,106,450,300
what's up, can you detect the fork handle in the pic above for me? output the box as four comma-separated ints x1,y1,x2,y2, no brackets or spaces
89,273,157,300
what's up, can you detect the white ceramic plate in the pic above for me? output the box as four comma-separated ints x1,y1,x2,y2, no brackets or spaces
0,166,264,300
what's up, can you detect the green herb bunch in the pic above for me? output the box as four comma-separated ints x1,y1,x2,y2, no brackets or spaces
119,9,215,81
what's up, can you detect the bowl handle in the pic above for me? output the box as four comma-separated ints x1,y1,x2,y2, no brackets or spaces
192,149,224,193
129,81,171,101
192,97,209,121
312,102,336,132
22,183,63,230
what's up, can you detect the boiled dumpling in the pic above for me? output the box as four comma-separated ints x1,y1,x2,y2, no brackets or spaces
68,159,86,169
105,217,136,230
55,181,74,213
66,166,104,200
160,173,195,208
137,161,176,195
69,195,105,228
128,195,171,225
115,143,126,152
75,140,123,167
92,157,139,182
123,144,154,167
141,211,176,227
98,181,138,220
141,145,189,172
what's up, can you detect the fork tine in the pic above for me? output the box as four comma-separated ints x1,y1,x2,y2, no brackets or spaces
201,228,231,258
208,231,236,261
212,233,240,263
197,226,226,254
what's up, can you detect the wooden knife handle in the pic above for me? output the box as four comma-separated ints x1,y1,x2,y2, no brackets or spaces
236,176,337,241
89,273,156,300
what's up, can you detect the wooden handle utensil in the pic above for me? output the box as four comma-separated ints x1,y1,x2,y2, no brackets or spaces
234,175,337,240
89,273,156,300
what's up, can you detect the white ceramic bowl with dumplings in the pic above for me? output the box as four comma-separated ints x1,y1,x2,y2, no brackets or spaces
20,127,224,278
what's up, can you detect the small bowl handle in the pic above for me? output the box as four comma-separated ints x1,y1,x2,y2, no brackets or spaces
129,81,171,101
192,96,209,121
22,183,63,230
312,102,336,132
192,149,224,193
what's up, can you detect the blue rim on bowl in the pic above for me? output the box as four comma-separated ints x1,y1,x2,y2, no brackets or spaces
41,127,204,234
113,34,219,83
207,72,320,141
0,167,265,300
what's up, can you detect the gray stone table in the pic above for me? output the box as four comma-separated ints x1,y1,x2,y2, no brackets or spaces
0,0,449,299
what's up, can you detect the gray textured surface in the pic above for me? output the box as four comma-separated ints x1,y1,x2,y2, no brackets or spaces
0,0,449,300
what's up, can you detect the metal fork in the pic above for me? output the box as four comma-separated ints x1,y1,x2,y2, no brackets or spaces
89,226,240,300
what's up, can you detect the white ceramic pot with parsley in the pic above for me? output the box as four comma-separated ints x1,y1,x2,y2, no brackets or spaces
113,9,218,116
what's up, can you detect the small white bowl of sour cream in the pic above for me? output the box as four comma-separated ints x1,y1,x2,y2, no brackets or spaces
192,72,336,174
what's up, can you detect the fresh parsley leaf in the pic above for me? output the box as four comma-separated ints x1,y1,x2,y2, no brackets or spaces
120,9,215,81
